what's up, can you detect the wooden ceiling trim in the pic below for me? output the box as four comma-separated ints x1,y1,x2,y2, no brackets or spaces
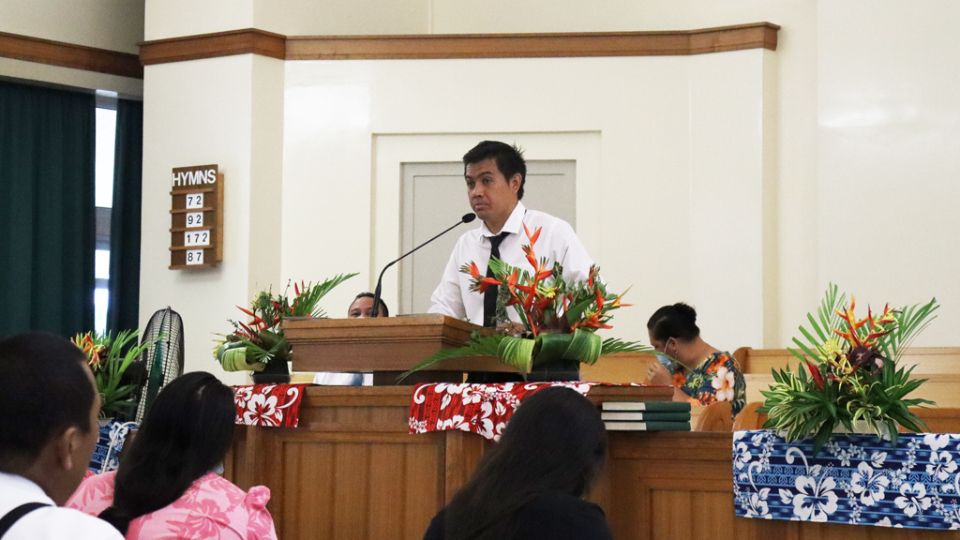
139,23,779,65
0,31,143,79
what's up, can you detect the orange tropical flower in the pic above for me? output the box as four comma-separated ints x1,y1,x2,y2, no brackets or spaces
834,296,895,348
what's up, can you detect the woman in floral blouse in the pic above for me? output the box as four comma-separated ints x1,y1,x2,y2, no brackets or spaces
646,303,746,417
67,372,277,540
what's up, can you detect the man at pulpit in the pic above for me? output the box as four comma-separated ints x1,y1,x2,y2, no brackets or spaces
428,141,595,329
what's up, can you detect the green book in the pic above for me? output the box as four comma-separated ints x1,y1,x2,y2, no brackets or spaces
603,421,691,431
601,401,692,412
600,411,691,422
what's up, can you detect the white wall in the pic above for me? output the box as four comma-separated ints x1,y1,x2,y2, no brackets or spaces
279,52,771,358
816,1,960,345
140,54,284,382
136,0,960,378
0,0,144,94
0,0,144,53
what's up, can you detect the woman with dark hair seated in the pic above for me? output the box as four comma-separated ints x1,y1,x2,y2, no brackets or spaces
423,387,613,540
67,372,277,539
647,302,746,416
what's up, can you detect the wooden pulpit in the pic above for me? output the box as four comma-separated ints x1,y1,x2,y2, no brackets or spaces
283,314,513,384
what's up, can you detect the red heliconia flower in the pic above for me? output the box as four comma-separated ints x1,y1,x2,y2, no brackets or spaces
834,296,895,348
805,359,824,391
476,277,502,294
834,296,869,347
534,296,554,311
523,223,542,246
522,244,537,270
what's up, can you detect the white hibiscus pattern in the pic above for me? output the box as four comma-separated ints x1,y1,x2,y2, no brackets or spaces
850,461,890,506
736,432,960,530
894,482,932,518
792,475,839,522
927,451,958,481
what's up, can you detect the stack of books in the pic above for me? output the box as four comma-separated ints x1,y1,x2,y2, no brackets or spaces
600,401,692,431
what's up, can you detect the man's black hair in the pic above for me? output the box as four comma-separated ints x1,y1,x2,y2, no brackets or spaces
463,141,527,200
0,332,94,472
353,292,389,317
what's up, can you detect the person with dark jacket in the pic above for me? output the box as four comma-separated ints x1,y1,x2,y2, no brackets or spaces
423,387,614,540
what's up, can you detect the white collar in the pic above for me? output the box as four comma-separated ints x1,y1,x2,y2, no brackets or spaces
0,472,55,504
478,201,526,240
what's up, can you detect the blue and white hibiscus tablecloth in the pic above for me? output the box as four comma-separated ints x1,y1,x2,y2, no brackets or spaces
733,430,960,530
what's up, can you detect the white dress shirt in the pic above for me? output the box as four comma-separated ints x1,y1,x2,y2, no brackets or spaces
428,201,595,325
0,472,124,540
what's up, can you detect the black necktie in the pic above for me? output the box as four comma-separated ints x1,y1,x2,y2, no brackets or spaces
483,233,508,328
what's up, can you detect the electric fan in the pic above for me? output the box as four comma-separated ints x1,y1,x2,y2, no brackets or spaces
132,307,184,423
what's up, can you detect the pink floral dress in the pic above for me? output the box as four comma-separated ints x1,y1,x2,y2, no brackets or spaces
66,471,278,540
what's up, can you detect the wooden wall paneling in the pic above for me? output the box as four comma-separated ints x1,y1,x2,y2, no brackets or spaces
368,443,408,540
692,491,738,539
404,439,446,539
601,458,647,540
280,440,304,540
333,442,371,537
651,490,693,539
228,388,958,540
0,31,143,78
290,441,337,540
443,430,487,503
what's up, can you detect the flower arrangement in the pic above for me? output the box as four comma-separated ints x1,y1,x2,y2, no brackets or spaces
215,273,356,371
759,284,939,453
403,224,648,378
73,330,159,419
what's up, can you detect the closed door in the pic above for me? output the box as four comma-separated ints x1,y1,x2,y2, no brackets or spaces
399,160,576,315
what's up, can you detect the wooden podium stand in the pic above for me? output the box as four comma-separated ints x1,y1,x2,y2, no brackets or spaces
226,317,935,540
284,315,513,384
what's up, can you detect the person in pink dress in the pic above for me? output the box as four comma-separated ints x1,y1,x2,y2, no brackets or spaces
67,372,277,540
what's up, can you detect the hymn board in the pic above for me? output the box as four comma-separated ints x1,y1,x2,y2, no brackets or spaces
169,164,224,269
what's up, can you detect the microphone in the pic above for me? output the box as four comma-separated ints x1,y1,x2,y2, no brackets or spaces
371,213,477,317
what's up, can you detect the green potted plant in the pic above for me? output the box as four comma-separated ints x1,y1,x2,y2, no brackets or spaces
73,330,160,420
216,273,356,383
403,224,649,381
759,284,939,453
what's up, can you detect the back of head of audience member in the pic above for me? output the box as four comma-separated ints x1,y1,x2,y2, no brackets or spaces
443,387,607,540
647,302,701,344
349,292,389,318
98,372,235,535
0,331,100,505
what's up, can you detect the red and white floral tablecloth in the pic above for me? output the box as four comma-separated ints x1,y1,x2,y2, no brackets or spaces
234,383,310,428
409,382,600,441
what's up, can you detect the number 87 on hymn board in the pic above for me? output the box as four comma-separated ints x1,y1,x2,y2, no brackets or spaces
169,164,223,269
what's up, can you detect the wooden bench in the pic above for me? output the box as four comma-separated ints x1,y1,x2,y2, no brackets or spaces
733,347,960,407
